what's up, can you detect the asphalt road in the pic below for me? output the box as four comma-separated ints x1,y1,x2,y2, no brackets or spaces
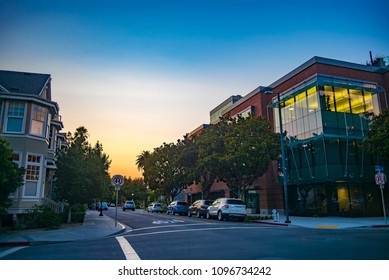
2,209,389,260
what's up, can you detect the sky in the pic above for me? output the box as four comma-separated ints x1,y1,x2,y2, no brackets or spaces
1,0,388,179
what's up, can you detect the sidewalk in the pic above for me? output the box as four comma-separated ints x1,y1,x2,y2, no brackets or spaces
254,215,389,229
0,210,126,247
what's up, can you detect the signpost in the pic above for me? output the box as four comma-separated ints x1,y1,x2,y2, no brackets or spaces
112,174,124,227
375,167,387,225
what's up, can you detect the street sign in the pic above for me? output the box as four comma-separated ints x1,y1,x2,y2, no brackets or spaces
112,174,124,187
375,172,386,186
375,165,384,172
111,174,124,228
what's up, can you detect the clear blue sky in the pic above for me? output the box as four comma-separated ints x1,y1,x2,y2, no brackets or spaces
1,0,388,177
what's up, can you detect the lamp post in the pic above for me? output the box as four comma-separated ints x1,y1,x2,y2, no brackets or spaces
266,90,291,223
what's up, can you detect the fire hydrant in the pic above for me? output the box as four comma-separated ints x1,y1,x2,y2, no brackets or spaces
272,209,279,222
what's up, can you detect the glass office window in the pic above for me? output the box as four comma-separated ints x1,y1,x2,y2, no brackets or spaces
349,89,364,114
334,87,350,113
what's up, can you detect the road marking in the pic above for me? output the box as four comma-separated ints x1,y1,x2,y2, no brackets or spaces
125,226,269,238
115,236,140,260
0,247,26,259
315,225,339,229
152,219,186,224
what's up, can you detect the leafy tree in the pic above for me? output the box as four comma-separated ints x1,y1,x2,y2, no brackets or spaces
56,127,111,222
195,118,229,198
195,116,279,198
140,137,197,201
364,110,389,161
120,177,148,208
136,150,150,171
0,137,25,221
220,115,280,197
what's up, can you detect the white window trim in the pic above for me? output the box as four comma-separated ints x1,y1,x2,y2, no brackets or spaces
29,104,48,138
23,153,43,198
4,101,27,134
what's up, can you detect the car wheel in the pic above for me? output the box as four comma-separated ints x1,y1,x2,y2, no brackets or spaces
132,209,135,211
217,211,223,221
172,211,175,215
166,210,170,215
196,210,201,218
123,208,125,211
188,211,192,217
206,211,211,219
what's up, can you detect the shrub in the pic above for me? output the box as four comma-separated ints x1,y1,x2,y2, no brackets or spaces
21,205,62,229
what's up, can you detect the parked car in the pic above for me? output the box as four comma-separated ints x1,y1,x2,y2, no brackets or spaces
96,202,108,210
147,202,163,213
188,199,214,218
122,200,136,211
166,201,188,215
206,198,246,221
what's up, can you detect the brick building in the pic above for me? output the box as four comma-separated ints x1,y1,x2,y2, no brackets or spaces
186,56,389,217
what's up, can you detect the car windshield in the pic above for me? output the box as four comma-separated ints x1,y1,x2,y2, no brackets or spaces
177,202,187,206
204,200,213,205
226,199,245,205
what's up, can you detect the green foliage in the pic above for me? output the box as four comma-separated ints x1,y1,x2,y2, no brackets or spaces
56,127,111,220
196,115,280,197
20,205,63,229
364,110,389,161
120,177,148,208
140,136,198,200
138,115,280,200
0,137,25,218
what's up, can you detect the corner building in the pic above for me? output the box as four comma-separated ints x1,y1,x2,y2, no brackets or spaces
0,70,66,224
187,56,389,217
268,56,389,217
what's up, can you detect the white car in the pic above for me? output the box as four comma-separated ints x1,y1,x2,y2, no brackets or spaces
206,198,246,222
147,202,163,213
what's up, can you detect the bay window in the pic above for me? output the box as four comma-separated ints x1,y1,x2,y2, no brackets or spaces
30,104,48,137
5,101,26,133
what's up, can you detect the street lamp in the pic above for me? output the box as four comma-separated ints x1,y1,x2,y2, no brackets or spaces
266,90,291,223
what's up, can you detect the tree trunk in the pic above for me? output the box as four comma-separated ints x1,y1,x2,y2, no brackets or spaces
67,206,72,223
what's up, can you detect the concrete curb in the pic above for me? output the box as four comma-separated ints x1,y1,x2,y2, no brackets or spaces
253,220,289,226
0,222,127,248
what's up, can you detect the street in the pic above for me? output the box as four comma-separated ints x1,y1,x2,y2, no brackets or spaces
1,209,389,260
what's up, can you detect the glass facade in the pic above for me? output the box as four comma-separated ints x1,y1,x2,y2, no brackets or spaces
272,75,387,217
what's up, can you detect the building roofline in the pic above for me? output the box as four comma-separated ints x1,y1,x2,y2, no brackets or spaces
268,56,386,89
210,95,242,115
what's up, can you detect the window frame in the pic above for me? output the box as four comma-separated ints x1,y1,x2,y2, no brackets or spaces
4,101,26,133
23,153,43,198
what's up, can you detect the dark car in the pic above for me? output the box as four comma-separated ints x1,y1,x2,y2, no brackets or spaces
188,199,214,218
166,201,188,215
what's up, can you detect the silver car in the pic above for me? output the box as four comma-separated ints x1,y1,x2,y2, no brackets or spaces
206,198,246,222
147,202,163,213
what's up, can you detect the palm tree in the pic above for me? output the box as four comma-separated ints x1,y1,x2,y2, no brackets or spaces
136,150,150,171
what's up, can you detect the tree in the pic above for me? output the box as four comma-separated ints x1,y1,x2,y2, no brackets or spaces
0,137,25,222
220,115,280,198
139,137,198,201
195,118,229,198
56,127,111,222
136,150,150,171
195,115,280,198
120,177,148,208
364,110,389,161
